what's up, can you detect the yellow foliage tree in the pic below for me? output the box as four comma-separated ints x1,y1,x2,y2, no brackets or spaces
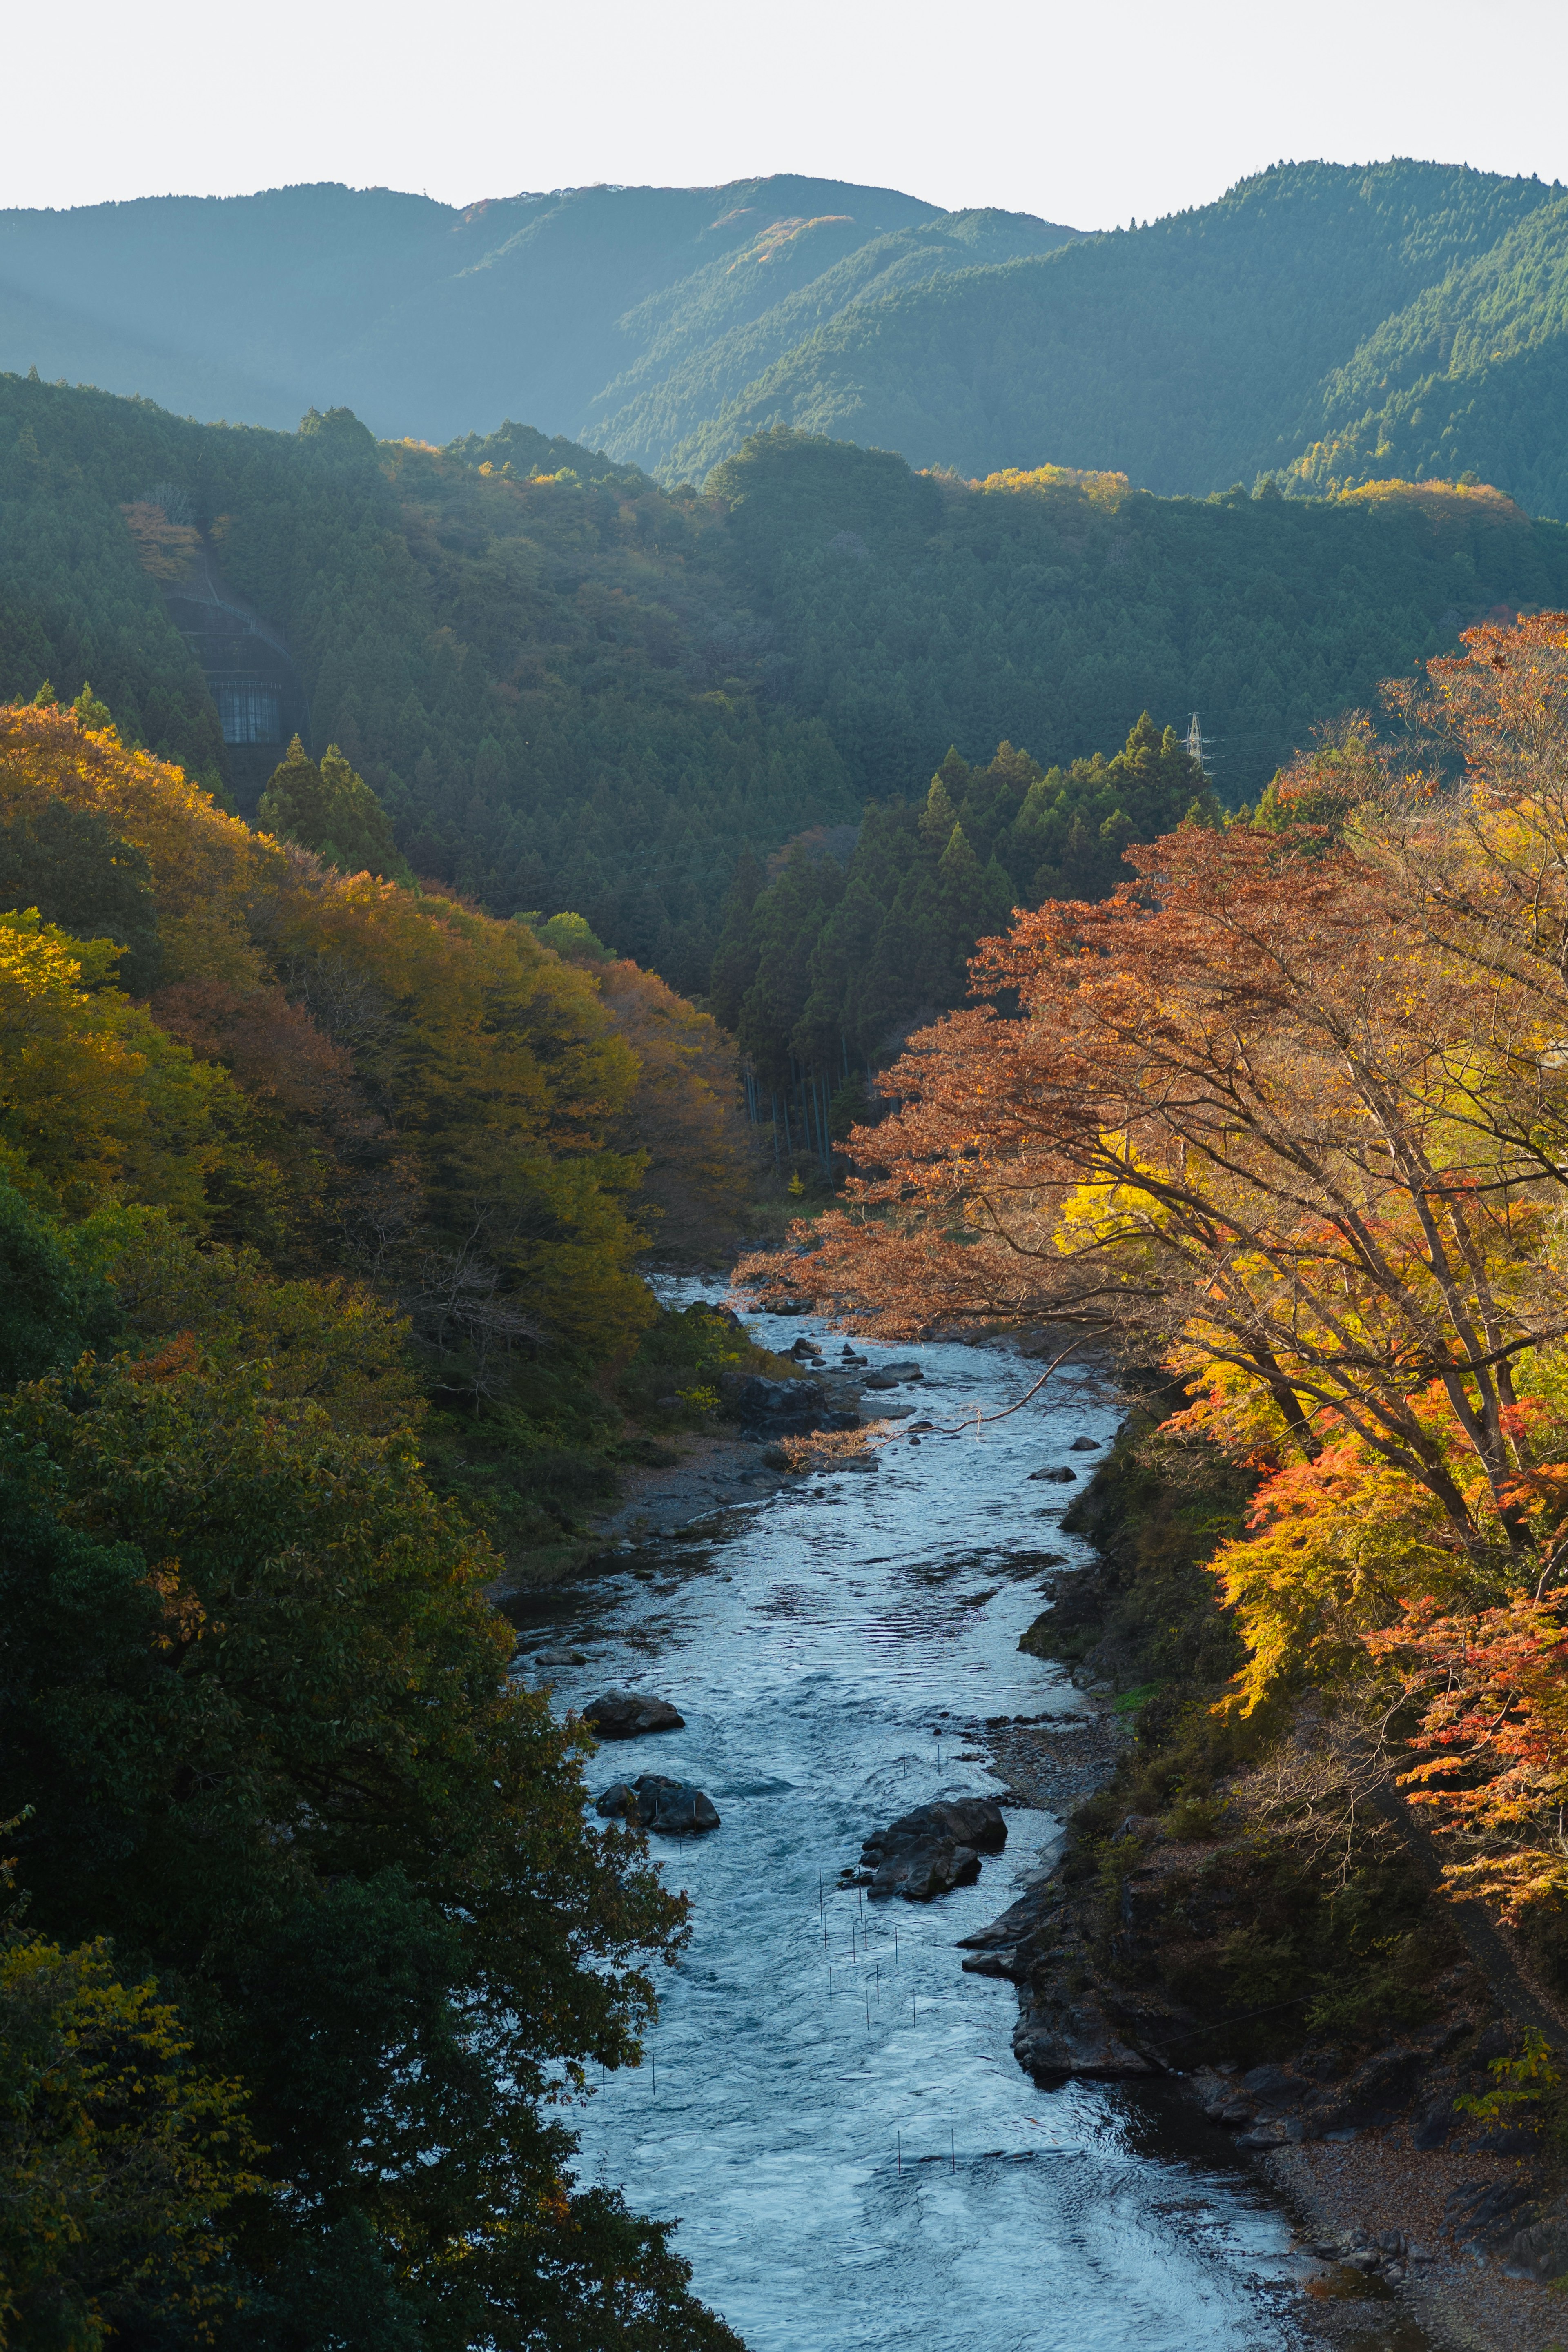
0,1929,263,2349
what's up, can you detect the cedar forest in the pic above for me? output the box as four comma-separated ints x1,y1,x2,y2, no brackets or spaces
13,157,1568,2350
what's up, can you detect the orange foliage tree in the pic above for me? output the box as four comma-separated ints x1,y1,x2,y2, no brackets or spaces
751,807,1568,1551
743,614,1568,1905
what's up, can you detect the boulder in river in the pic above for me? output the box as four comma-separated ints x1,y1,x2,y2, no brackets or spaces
873,1841,980,1899
855,1796,1007,1901
583,1689,685,1737
597,1774,720,1834
1069,1435,1101,1452
1028,1465,1077,1483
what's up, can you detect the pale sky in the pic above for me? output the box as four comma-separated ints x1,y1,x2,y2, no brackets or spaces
9,0,1566,229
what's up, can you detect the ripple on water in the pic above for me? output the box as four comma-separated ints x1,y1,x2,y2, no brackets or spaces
548,1289,1301,2350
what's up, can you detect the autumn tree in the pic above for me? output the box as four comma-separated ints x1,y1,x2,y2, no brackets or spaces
751,613,1568,1911
763,815,1568,1555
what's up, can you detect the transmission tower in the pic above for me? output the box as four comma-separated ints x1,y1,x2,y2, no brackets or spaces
1185,711,1213,776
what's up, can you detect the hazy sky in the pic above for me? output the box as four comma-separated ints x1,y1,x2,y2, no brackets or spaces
10,0,1566,229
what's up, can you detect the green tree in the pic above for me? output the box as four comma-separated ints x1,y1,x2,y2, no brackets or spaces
260,738,412,884
0,1175,121,1387
0,1339,733,2347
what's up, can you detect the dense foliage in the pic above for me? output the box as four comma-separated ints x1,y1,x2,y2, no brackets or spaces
661,161,1568,512
750,613,1568,1929
6,375,1568,996
0,704,750,2345
0,697,751,1551
0,376,861,989
711,434,1568,811
711,716,1213,1091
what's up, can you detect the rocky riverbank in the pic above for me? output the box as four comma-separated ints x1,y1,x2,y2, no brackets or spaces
570,1334,932,1555
952,1695,1568,2351
950,1416,1568,2352
493,1338,921,1590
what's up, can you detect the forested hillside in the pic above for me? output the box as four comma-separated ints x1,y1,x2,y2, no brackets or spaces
0,176,1078,449
0,696,768,2343
712,716,1216,1115
7,160,1568,515
0,377,861,989
1287,189,1568,515
669,162,1568,511
5,373,1565,996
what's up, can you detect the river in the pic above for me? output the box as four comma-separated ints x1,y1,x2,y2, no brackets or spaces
513,1294,1314,2350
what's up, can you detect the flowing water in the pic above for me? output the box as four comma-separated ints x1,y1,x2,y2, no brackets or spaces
514,1296,1315,2350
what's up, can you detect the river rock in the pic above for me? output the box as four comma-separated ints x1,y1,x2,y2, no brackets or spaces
1412,2100,1457,2149
583,1688,685,1737
717,1371,859,1435
870,1797,1008,1855
878,1841,982,1899
1299,2043,1424,2133
597,1774,720,1835
1028,1465,1077,1483
1069,1435,1101,1451
1499,2197,1568,2281
1446,2175,1544,2268
1013,1990,1155,2078
957,1883,1061,1953
856,1796,1006,1900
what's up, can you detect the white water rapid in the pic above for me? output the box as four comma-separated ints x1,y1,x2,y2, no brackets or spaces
518,1293,1318,2350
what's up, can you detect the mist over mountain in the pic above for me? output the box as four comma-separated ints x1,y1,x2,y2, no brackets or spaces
0,176,1079,453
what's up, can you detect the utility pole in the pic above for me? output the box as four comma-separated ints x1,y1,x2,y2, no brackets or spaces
1185,712,1212,777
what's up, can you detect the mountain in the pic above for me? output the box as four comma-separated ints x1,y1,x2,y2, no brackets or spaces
662,161,1568,512
7,160,1568,516
4,373,1566,999
0,177,1079,451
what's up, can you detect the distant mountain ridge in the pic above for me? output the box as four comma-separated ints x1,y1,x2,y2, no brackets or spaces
5,160,1568,514
0,177,1079,453
661,161,1568,512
